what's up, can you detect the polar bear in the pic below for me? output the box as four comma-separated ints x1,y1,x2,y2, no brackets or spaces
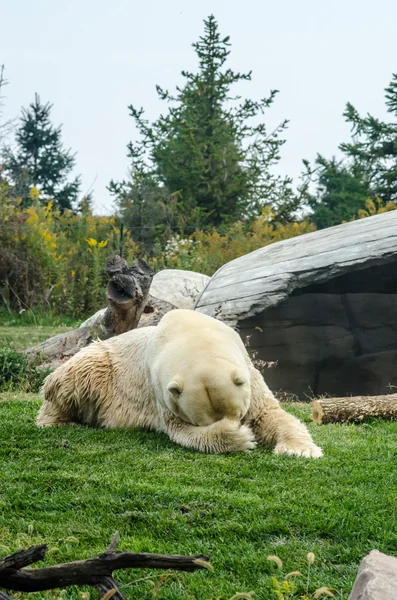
36,309,322,457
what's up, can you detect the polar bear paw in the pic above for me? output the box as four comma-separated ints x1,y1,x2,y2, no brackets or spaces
210,419,257,453
274,440,323,458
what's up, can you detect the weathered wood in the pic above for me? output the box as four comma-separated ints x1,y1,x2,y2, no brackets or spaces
0,534,210,595
138,294,177,328
211,211,397,281
311,394,397,424
102,256,153,336
24,256,154,369
194,210,397,324
0,545,47,571
95,575,126,599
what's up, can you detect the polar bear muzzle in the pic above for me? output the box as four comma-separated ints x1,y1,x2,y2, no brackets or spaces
165,368,251,427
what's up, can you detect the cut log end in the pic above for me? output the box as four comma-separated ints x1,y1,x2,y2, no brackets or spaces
311,400,325,425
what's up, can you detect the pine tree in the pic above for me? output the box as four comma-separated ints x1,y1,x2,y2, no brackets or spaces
3,94,80,209
305,73,397,228
110,15,296,231
301,156,370,229
341,73,397,204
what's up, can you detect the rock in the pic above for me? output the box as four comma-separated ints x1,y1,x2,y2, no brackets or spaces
349,550,397,599
149,269,209,309
79,269,210,330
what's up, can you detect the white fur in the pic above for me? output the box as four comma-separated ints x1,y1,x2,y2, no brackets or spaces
37,309,322,457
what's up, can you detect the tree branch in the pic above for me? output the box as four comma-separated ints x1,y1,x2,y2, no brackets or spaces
0,534,210,595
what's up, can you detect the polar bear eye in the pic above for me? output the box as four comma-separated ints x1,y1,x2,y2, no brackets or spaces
233,371,247,386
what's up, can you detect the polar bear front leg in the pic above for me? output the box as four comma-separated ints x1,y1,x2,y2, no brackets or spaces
161,410,256,454
247,367,323,458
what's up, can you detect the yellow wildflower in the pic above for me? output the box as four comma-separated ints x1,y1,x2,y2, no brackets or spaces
29,186,40,201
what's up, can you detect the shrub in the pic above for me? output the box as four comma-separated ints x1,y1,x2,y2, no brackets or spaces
0,348,50,392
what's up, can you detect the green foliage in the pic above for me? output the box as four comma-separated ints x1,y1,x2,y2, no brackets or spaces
160,207,315,275
111,15,299,238
0,178,139,317
0,348,49,392
2,93,81,210
111,176,184,254
301,157,371,229
0,175,315,315
304,73,397,228
1,397,397,598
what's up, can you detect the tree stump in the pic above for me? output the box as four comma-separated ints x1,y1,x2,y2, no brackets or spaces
25,256,153,370
102,255,153,336
311,394,397,424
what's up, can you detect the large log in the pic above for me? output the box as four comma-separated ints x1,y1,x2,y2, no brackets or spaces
0,533,210,598
194,210,397,326
311,394,397,424
25,256,153,370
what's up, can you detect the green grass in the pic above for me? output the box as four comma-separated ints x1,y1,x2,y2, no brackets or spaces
0,310,80,352
1,395,397,600
0,325,75,352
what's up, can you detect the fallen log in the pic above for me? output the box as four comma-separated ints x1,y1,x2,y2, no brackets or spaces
311,394,397,424
0,532,210,599
25,256,154,370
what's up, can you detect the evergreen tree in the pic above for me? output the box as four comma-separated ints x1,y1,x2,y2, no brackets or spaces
3,94,80,209
301,157,370,229
112,172,184,252
305,74,397,228
341,73,397,204
0,64,14,147
110,15,296,231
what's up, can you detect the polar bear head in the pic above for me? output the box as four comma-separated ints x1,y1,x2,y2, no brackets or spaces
165,359,251,426
147,309,252,427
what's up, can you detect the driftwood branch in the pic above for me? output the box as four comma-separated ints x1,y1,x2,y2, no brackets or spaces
0,533,210,597
311,394,397,424
95,575,126,600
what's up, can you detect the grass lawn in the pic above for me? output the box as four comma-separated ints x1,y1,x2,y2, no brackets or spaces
1,393,397,600
0,326,75,352
0,312,79,352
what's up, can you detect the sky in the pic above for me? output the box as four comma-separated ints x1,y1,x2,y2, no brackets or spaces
1,0,396,214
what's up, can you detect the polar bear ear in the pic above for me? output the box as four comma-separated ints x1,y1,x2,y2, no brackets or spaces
167,379,184,397
233,370,247,386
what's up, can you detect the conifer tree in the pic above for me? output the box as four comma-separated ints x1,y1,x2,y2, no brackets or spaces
110,15,296,231
305,73,397,228
3,94,80,209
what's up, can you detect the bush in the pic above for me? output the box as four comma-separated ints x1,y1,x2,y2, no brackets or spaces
160,208,316,275
0,181,139,318
0,348,50,392
0,178,316,317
